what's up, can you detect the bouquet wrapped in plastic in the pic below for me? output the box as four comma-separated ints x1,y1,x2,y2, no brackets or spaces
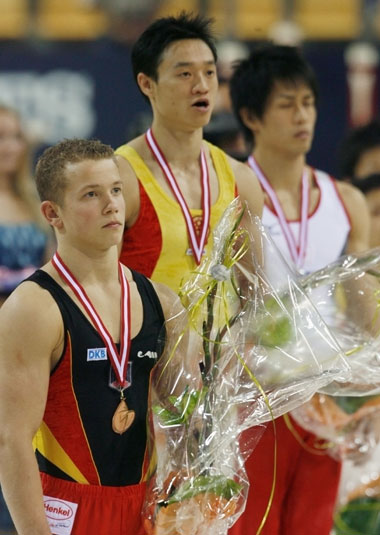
291,248,380,460
143,199,350,535
333,440,380,534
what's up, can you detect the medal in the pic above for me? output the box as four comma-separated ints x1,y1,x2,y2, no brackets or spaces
112,391,135,434
145,128,211,264
51,252,135,434
248,155,310,269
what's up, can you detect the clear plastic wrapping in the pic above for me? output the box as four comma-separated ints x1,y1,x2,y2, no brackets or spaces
143,199,349,534
334,440,380,534
291,248,380,460
300,248,380,396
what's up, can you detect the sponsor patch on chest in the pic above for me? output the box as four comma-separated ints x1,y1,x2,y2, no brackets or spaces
87,347,108,361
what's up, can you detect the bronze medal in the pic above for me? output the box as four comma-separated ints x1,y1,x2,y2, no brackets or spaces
112,399,135,434
52,253,134,436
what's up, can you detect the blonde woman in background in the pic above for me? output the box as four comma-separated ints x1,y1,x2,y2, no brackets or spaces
0,105,52,308
0,105,52,534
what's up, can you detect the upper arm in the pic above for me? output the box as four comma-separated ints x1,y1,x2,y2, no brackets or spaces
337,181,371,253
228,157,264,265
0,283,63,441
230,157,264,219
115,154,141,228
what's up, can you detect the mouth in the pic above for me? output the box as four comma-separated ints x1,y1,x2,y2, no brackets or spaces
103,221,122,229
295,130,311,139
192,99,210,111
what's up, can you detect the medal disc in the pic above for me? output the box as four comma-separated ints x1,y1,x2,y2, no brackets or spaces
112,399,135,434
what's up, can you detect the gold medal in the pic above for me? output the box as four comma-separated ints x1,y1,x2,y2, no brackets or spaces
112,398,135,434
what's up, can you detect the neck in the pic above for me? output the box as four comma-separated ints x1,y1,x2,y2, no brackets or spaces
150,121,204,165
55,244,120,285
252,146,306,191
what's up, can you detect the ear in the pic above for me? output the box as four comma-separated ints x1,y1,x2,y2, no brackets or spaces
41,201,64,230
137,72,155,100
239,107,260,132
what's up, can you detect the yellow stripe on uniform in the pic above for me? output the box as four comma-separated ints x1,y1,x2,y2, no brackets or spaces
33,422,90,484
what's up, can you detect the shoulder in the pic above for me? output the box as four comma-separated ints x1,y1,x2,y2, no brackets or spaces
0,278,63,355
333,179,371,252
334,178,370,224
226,155,264,218
335,179,367,206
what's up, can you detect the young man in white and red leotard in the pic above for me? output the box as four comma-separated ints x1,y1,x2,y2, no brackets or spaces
229,43,370,535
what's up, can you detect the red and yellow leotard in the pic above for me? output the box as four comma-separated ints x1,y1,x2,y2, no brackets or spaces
116,142,236,293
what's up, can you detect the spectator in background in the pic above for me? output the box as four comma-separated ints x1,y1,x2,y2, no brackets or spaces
214,39,250,114
0,105,52,307
338,119,380,248
0,105,52,533
203,39,250,160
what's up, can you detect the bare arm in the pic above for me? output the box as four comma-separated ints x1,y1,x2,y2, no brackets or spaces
225,157,264,296
229,157,264,220
0,282,63,535
334,181,380,333
338,181,371,254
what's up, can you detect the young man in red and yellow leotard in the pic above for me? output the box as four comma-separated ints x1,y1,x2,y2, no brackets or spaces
115,13,263,294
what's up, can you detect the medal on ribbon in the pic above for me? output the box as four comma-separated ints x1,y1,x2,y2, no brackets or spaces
248,155,309,269
52,252,135,434
146,128,211,264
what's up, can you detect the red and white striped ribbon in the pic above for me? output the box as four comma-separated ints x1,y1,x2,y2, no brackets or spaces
146,128,210,264
248,155,309,268
52,252,131,389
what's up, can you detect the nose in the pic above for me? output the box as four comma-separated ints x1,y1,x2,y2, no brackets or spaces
294,103,309,122
192,73,208,94
103,193,119,214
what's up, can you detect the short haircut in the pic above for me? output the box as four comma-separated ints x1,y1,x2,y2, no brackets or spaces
338,119,380,178
35,138,115,204
131,11,217,93
229,43,319,146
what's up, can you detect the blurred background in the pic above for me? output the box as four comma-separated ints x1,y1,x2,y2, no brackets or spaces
1,2,380,533
0,0,380,175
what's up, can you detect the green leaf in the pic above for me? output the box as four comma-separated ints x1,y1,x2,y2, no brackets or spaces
166,474,242,505
153,387,208,426
335,497,380,534
333,395,380,415
255,298,293,347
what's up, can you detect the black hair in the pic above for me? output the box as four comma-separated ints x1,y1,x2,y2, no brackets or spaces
338,119,380,178
351,173,380,194
229,43,319,146
131,11,217,93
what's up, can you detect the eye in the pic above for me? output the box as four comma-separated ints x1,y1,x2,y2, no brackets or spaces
206,68,216,77
85,191,97,198
179,71,191,78
112,186,122,195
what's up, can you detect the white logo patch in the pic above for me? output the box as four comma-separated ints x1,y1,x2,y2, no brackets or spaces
87,347,107,361
43,496,78,535
137,350,157,359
